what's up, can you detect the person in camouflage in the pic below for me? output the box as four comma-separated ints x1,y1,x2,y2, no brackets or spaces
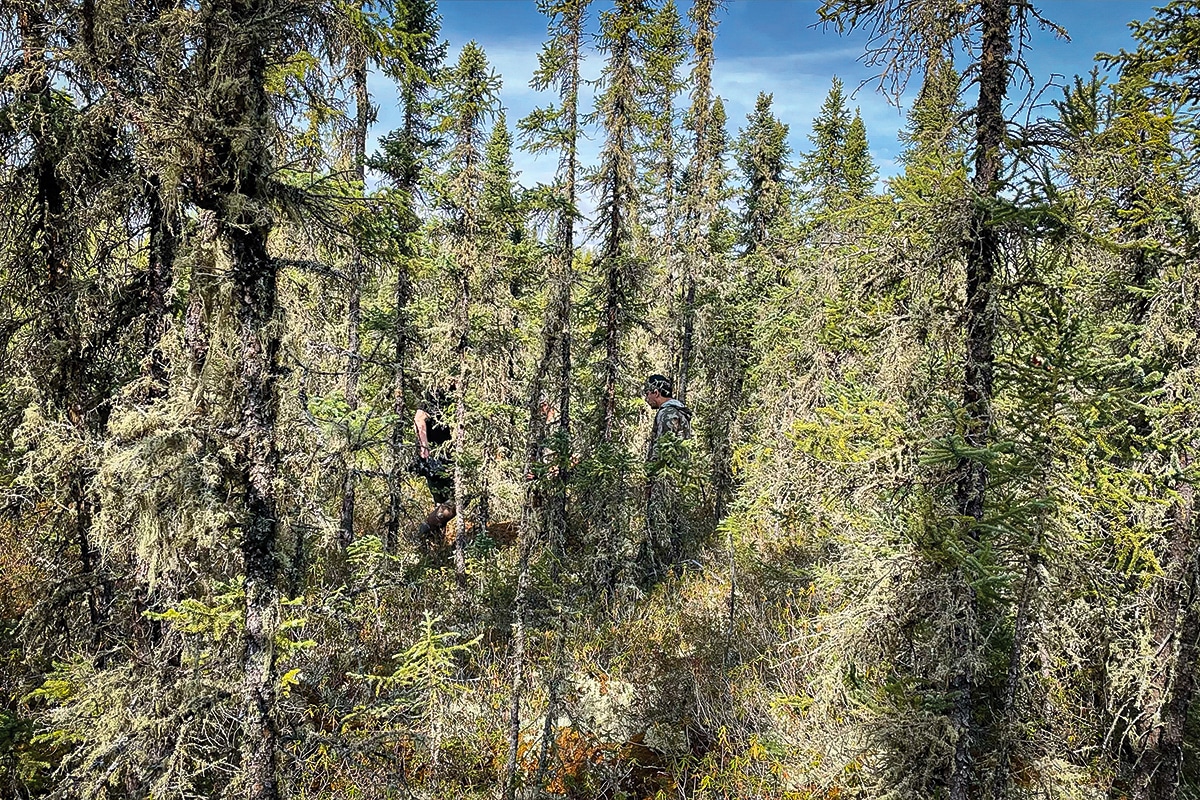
640,374,693,582
645,374,692,458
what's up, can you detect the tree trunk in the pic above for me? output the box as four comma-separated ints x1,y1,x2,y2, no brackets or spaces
144,175,176,392
230,225,282,800
185,211,216,375
385,89,420,551
949,1,1010,797
956,0,1007,523
338,29,369,544
598,117,627,447
503,524,534,800
677,276,696,403
339,26,371,548
21,6,110,644
339,264,361,546
600,235,623,443
551,284,573,553
677,0,717,405
199,1,283,794
453,269,470,584
1131,466,1200,800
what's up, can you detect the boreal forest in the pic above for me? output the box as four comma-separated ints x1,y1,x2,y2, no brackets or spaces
1,0,1198,798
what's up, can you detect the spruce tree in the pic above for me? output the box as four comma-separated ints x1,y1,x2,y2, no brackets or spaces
191,2,302,793
693,94,737,521
517,0,588,528
330,1,372,548
370,0,444,549
2,3,120,650
507,4,588,789
818,2,1050,796
475,110,533,535
676,0,722,404
804,76,852,212
575,0,654,597
843,109,877,200
718,92,794,516
1089,8,1200,795
434,41,500,576
642,0,689,375
585,0,652,442
735,91,792,261
9,2,1200,799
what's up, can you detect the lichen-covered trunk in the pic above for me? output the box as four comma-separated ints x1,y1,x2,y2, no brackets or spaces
598,175,628,446
503,523,534,800
550,204,575,550
660,114,678,356
339,262,361,546
385,91,420,551
230,224,281,800
453,268,470,583
21,6,109,641
957,0,1007,530
340,30,370,547
677,0,717,405
677,276,696,402
144,175,176,392
1132,456,1200,800
949,0,1010,797
199,1,283,794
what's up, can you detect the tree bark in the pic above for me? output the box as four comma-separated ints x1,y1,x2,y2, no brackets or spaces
144,175,177,392
453,269,470,584
21,5,111,643
677,0,718,405
339,22,371,548
197,1,284,795
949,1,1010,798
385,87,421,551
1131,466,1200,800
229,224,282,800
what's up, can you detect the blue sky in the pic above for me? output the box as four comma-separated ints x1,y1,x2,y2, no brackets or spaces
371,0,1161,190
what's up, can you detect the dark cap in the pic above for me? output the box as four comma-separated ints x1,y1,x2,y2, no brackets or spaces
644,374,673,397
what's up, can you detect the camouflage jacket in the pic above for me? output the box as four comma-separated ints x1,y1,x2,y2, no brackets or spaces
647,399,693,464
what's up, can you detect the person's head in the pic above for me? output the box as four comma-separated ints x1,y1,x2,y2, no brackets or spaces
643,374,673,409
426,377,455,408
